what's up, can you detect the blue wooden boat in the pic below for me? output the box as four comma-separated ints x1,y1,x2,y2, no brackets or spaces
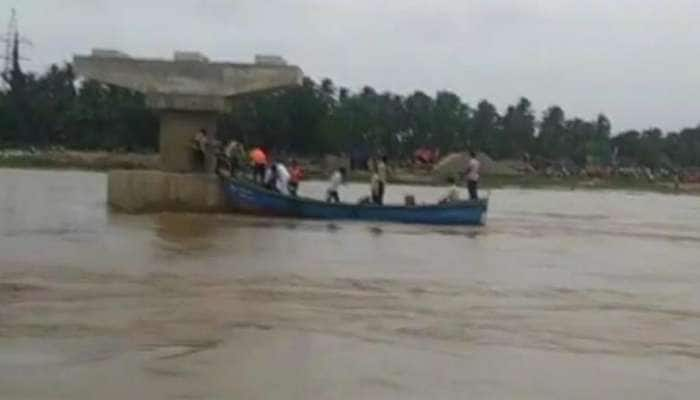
222,178,488,226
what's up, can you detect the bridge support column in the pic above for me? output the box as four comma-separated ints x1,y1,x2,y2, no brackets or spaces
159,111,217,172
72,50,303,212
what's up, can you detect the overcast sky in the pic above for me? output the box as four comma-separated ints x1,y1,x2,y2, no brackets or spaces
7,0,700,132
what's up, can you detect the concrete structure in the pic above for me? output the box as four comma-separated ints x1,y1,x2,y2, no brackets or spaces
72,49,303,213
255,54,287,66
91,48,130,59
73,49,303,172
107,170,230,213
159,111,218,172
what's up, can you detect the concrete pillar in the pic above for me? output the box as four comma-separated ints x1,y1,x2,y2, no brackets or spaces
73,51,303,174
73,51,303,213
107,169,231,212
159,111,217,172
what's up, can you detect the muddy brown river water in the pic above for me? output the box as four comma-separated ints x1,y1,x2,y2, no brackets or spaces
1,168,700,399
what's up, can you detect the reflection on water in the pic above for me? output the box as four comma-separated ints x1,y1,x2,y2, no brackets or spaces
1,168,700,399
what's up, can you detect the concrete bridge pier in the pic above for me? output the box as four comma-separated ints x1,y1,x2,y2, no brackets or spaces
73,50,303,212
159,110,217,173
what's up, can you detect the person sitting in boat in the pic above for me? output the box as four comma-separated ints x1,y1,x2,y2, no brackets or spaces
288,159,304,196
357,196,372,205
326,167,347,203
439,176,460,204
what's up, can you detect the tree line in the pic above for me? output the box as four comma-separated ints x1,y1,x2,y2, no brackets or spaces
2,63,700,169
1,63,157,151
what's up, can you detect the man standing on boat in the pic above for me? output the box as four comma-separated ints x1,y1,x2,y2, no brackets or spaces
274,163,291,195
370,166,382,204
465,150,480,200
288,159,304,196
250,147,268,183
221,139,245,177
376,155,388,205
326,167,346,203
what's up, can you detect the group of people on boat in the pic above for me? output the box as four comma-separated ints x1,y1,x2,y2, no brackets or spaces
192,130,481,205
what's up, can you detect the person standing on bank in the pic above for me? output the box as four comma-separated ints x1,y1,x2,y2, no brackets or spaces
465,150,481,200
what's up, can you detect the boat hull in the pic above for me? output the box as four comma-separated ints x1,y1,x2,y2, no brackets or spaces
222,178,488,226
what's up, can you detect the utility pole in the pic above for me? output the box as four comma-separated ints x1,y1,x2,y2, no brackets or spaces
2,8,31,89
2,8,34,145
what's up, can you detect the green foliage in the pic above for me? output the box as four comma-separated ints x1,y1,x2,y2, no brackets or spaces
610,127,685,168
1,63,700,168
0,63,157,151
664,128,700,167
471,100,500,155
499,97,535,158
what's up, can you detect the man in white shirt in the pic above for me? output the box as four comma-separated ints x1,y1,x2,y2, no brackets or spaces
274,163,291,195
326,167,346,203
466,150,480,200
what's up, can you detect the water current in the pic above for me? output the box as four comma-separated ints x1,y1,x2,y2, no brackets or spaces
1,168,699,399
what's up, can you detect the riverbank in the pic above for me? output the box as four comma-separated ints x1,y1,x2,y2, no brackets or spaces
0,150,159,171
2,149,699,195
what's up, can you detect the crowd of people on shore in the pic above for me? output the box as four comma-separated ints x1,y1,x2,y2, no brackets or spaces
192,130,480,205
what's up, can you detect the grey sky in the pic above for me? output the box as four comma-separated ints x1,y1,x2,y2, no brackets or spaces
7,0,700,132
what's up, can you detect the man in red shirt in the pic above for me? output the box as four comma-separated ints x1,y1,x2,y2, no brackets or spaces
288,159,304,196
